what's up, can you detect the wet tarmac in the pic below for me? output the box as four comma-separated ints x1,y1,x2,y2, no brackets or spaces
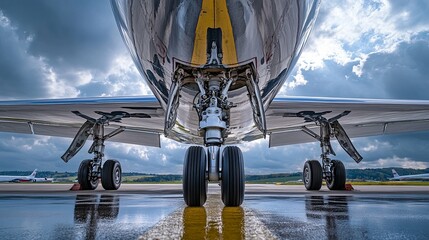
0,184,428,239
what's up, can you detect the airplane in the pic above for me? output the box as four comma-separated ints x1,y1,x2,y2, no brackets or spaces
1,0,429,207
389,169,429,181
0,169,38,182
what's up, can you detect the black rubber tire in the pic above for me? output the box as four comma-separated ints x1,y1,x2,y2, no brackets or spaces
78,159,99,190
183,146,207,206
102,160,122,190
221,146,245,206
303,160,322,190
326,160,346,190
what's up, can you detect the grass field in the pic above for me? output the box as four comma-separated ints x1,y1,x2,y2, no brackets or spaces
346,181,429,186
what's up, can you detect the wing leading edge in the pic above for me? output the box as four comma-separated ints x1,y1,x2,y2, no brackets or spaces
0,96,164,147
267,96,429,147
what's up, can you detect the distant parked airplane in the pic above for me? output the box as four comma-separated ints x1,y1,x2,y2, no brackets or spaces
389,169,429,181
0,169,38,182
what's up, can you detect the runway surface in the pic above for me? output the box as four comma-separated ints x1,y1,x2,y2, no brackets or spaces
0,184,428,239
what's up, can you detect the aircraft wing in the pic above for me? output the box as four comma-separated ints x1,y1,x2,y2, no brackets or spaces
267,97,429,147
0,96,164,147
2,95,429,149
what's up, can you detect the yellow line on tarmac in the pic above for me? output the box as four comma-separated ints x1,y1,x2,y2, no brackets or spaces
138,194,277,239
191,0,238,65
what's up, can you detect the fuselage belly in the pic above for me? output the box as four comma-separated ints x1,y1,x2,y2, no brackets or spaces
112,0,320,144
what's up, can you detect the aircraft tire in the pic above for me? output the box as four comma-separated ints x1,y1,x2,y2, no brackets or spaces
183,146,207,206
78,159,99,190
102,160,122,190
326,160,346,190
303,160,322,190
221,146,245,206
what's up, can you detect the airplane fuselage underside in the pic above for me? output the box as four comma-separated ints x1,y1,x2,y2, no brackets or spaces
112,0,320,144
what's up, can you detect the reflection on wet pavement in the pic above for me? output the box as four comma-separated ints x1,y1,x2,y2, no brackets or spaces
247,194,429,239
74,195,120,239
182,198,245,239
1,191,429,239
0,194,182,240
306,196,350,240
140,194,275,239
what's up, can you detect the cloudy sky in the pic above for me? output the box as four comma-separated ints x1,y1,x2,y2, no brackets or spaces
0,0,429,174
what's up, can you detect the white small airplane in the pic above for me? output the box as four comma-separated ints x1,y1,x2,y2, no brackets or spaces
0,169,38,182
389,169,429,181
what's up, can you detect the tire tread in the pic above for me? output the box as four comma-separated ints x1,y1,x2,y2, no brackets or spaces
221,146,245,206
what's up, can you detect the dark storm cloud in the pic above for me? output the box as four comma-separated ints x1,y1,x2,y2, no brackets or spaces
0,0,129,99
362,37,429,100
0,22,47,98
0,0,123,71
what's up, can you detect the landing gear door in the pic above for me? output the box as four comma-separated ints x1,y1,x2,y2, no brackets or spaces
61,120,94,163
332,120,363,163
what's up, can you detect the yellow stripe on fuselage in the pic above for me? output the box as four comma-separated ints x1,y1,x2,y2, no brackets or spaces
191,0,238,65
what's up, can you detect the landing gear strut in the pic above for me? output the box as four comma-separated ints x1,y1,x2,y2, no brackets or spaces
286,111,362,191
62,111,149,190
171,28,266,206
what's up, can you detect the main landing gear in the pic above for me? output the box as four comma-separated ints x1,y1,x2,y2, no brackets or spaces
286,111,363,191
183,145,245,207
62,111,150,190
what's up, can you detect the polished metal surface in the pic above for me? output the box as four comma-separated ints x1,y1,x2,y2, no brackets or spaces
207,145,220,181
1,184,429,239
111,0,321,144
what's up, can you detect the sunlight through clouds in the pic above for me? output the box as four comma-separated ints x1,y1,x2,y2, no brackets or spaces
285,0,429,94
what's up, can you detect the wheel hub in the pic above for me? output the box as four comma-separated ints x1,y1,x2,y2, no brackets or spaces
304,168,310,184
114,168,120,185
